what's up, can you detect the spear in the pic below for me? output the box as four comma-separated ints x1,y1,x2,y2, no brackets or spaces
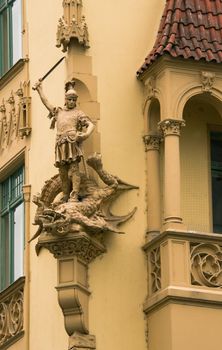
32,56,65,90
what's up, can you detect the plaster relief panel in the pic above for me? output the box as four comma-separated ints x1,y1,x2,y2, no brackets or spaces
0,81,31,151
0,278,24,348
56,0,89,52
149,247,161,294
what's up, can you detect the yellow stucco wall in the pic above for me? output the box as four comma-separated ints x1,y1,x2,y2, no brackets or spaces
24,1,165,349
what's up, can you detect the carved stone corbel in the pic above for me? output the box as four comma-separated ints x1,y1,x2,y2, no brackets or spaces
56,0,89,52
201,71,215,93
36,231,105,348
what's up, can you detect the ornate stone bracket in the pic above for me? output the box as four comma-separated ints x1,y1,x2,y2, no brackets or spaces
36,231,105,348
56,0,89,52
0,277,25,349
201,71,215,93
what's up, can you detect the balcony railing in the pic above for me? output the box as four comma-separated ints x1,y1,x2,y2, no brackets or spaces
0,277,25,349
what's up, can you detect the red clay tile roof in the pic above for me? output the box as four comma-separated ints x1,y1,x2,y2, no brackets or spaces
137,0,222,76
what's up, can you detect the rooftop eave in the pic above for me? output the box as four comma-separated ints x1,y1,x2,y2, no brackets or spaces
137,54,222,83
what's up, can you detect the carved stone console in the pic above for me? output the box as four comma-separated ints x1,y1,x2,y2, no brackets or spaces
36,232,105,349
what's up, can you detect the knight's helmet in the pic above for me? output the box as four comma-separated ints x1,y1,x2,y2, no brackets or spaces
65,79,78,98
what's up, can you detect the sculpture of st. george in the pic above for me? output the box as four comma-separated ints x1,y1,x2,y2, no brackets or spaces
32,79,137,245
34,79,94,203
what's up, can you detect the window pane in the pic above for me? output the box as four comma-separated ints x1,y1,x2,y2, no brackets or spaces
1,8,9,74
0,214,10,290
12,0,22,64
11,167,23,201
1,178,9,210
13,202,24,281
211,132,222,233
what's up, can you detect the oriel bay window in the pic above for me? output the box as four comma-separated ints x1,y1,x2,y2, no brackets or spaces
0,0,22,77
0,167,24,291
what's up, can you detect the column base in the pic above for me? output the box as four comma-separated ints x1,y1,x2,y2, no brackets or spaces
162,220,187,232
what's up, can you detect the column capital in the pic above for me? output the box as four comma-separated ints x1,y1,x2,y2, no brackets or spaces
143,133,162,152
159,119,185,137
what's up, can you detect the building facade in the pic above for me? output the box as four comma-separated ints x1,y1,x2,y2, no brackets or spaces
1,1,222,350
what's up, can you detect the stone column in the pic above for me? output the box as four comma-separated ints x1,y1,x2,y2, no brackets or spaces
159,119,185,230
143,133,162,241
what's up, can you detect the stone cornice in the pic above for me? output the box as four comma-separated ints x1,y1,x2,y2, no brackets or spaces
143,229,222,252
144,285,222,315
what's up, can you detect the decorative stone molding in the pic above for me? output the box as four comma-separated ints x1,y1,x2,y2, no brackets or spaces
36,232,106,263
56,0,89,52
0,81,31,150
0,277,25,349
159,119,185,137
201,71,215,93
191,243,222,288
143,134,162,152
150,247,161,294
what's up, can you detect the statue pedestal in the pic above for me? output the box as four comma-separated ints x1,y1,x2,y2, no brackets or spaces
36,231,106,347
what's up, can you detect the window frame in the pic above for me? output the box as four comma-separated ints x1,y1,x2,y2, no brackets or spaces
208,125,222,234
0,0,22,78
0,166,24,291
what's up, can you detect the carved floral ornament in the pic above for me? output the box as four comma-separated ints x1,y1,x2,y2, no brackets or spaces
201,71,215,92
191,243,222,288
0,81,31,150
56,0,89,52
159,119,185,136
